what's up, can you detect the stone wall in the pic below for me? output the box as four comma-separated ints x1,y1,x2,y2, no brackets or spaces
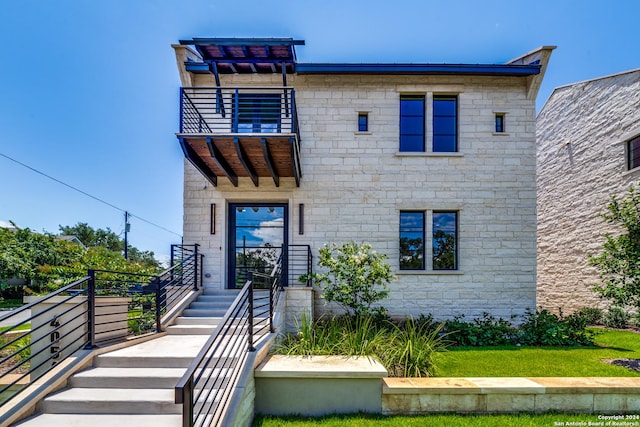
536,69,640,313
183,71,538,320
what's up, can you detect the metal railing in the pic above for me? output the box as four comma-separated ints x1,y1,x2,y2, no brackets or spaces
175,255,284,427
0,247,202,408
288,244,312,286
179,87,299,138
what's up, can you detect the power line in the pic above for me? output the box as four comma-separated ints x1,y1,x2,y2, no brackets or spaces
0,151,182,238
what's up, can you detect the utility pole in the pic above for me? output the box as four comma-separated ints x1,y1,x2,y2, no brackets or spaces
124,211,130,260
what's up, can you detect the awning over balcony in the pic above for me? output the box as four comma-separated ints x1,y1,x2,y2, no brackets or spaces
179,38,305,76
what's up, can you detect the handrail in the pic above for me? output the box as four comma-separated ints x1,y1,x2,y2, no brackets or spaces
178,87,299,140
176,250,284,427
0,245,202,409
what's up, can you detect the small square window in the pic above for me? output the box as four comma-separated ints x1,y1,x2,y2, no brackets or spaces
358,113,368,132
495,113,505,133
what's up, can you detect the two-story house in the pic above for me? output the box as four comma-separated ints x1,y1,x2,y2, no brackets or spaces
537,69,640,314
172,37,554,319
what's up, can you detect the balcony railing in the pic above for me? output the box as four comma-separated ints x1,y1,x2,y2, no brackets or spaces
180,87,299,137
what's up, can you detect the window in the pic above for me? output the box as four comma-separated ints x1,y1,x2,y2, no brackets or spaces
627,135,640,170
399,211,425,269
399,95,425,152
234,93,281,133
433,212,458,270
433,95,457,152
358,112,368,132
495,113,505,133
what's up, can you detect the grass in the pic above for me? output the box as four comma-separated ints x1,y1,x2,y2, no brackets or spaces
253,413,619,427
0,299,22,309
436,328,640,377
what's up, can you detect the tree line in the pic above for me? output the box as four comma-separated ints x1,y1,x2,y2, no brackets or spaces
0,222,161,297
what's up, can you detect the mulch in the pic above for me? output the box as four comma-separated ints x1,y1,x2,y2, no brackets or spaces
603,358,640,373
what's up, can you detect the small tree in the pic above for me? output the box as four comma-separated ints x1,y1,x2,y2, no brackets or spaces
308,241,394,317
589,185,640,310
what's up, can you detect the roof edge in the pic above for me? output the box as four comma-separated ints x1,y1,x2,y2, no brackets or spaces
295,63,541,76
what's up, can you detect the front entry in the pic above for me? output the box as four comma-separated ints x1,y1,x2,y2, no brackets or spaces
228,203,288,289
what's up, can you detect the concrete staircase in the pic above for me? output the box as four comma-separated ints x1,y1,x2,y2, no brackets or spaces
14,289,241,427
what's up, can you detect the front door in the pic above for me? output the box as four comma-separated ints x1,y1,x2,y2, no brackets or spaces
228,203,288,289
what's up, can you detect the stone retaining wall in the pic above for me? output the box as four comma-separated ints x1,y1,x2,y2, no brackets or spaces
383,377,640,414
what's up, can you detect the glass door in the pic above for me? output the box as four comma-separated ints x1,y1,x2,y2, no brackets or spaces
228,203,287,289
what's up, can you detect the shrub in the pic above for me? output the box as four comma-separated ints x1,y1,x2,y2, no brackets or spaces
305,242,394,317
518,308,595,346
381,318,447,377
573,307,603,325
602,306,630,329
444,313,518,347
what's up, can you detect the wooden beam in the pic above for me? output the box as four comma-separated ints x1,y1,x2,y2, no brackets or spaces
206,137,238,187
178,137,217,186
261,138,280,187
234,137,259,187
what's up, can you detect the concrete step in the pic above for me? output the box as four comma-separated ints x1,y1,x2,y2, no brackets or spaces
183,308,227,317
174,316,220,325
95,335,209,368
165,324,216,335
39,388,180,415
201,288,241,296
69,367,186,389
15,414,182,427
189,301,234,309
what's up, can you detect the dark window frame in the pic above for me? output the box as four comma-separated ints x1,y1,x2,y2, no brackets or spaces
399,95,425,152
627,135,640,170
432,211,458,270
358,112,369,132
495,113,505,133
399,211,425,270
432,95,458,152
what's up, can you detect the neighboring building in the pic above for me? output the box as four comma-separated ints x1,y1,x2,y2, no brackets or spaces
173,37,554,319
537,69,640,313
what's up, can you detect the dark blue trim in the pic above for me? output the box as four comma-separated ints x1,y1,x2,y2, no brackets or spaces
179,38,305,46
295,63,540,76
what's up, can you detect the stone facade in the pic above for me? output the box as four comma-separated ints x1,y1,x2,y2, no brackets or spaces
176,42,553,320
537,69,640,314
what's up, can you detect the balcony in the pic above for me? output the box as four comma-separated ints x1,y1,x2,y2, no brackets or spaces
178,87,301,187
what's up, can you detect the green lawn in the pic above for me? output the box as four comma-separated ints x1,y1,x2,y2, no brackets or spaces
254,413,618,427
435,328,640,377
0,299,22,309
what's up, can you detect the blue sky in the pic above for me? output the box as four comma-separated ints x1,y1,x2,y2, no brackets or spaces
1,0,639,260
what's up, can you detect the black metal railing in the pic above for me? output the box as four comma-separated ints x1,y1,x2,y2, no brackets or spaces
175,255,284,427
288,244,312,286
0,246,202,408
179,87,299,138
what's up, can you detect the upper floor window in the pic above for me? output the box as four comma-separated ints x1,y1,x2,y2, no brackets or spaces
235,93,281,133
399,95,425,152
358,112,369,132
627,135,640,170
433,95,458,152
495,113,505,133
399,211,425,270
